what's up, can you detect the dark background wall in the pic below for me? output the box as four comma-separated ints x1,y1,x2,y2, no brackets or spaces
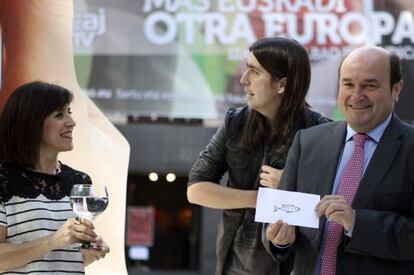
117,123,216,175
117,123,220,275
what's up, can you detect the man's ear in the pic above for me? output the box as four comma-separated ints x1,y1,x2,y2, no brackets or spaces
392,80,403,103
277,77,287,95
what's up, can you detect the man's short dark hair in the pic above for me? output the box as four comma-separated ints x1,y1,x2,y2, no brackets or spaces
0,81,73,168
389,52,402,87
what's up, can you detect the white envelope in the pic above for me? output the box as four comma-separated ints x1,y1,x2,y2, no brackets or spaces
255,187,320,229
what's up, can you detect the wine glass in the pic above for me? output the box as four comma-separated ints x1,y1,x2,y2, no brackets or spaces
69,184,109,248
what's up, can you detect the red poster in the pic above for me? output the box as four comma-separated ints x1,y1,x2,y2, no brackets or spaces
127,206,154,246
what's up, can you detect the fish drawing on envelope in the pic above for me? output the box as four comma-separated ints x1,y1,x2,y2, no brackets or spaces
273,204,301,214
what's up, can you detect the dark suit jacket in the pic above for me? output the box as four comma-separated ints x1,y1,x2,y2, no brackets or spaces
264,114,414,275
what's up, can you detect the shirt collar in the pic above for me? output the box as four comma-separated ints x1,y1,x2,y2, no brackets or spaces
345,114,392,143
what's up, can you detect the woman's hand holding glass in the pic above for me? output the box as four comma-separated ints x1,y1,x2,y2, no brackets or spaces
69,184,109,249
51,217,97,249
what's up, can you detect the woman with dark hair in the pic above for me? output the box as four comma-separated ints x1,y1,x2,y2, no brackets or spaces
0,81,109,274
187,37,331,275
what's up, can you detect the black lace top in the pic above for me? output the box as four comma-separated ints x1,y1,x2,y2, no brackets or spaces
0,162,92,203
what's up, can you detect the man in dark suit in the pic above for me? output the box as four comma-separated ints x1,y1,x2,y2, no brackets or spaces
263,46,414,275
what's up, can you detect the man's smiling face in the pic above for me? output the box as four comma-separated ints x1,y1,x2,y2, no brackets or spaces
337,47,402,133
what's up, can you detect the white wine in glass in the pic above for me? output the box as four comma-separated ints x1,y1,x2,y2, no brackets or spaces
69,184,109,248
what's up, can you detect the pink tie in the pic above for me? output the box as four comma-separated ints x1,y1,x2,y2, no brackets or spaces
320,134,367,275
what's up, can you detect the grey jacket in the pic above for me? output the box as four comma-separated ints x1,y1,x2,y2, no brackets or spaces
188,106,330,275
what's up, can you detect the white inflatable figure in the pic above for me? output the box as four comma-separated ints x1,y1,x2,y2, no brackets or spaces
0,1,130,274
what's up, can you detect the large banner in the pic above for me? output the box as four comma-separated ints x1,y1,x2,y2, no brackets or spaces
73,0,414,121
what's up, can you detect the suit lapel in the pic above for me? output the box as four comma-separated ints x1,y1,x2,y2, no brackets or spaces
309,122,347,250
352,115,403,208
319,122,347,197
